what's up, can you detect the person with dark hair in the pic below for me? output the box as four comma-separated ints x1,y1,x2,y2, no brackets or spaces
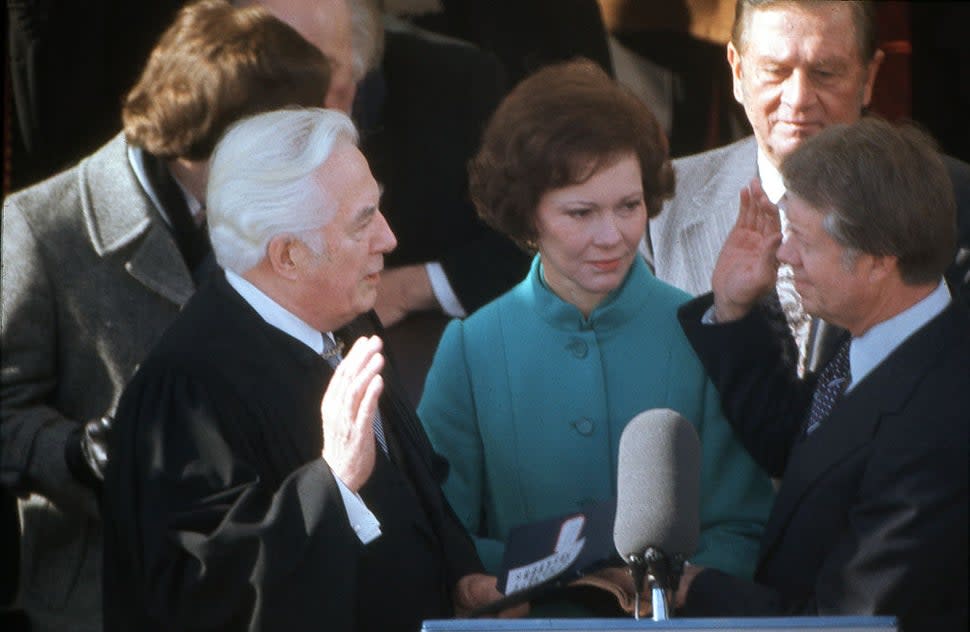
675,118,968,631
417,60,773,616
0,2,330,629
649,0,970,377
102,107,510,632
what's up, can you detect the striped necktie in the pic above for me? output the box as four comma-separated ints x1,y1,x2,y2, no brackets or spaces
321,335,389,455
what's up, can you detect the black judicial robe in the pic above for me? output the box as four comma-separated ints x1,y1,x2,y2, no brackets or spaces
102,274,482,632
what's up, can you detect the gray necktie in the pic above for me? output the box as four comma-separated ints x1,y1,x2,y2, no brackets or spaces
321,335,389,455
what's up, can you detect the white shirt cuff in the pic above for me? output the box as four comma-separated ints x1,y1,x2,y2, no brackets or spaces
425,261,466,318
701,305,718,325
333,471,382,544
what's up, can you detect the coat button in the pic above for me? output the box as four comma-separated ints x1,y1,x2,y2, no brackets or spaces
565,337,588,358
571,417,594,436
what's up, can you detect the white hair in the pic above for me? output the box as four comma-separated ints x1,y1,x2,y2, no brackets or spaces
206,107,359,273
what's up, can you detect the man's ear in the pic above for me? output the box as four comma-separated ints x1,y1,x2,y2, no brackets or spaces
727,41,745,104
861,49,885,109
863,252,897,284
266,234,303,280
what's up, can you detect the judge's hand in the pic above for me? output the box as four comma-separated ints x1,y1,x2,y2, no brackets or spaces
711,179,783,322
674,563,705,610
453,573,530,619
373,264,438,328
320,335,384,491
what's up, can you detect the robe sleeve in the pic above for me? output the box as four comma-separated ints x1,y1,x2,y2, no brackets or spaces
106,367,361,631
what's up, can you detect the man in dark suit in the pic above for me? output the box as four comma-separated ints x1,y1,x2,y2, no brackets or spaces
102,108,518,631
674,118,968,631
251,0,530,327
0,2,331,630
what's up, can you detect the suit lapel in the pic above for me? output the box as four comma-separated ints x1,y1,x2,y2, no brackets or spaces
681,138,759,231
80,134,194,306
653,137,758,294
758,305,954,565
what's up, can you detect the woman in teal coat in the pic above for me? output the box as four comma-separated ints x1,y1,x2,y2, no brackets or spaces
418,61,773,613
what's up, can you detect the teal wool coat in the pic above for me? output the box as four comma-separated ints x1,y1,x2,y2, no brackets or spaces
419,256,773,578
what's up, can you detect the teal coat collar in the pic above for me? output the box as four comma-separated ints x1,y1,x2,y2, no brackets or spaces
526,254,658,333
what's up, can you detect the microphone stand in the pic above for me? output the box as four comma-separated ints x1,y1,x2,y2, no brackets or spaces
628,548,686,621
626,554,647,620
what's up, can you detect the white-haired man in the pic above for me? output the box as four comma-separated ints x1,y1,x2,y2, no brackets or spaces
102,108,519,631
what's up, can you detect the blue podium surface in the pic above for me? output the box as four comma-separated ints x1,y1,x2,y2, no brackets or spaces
422,617,897,632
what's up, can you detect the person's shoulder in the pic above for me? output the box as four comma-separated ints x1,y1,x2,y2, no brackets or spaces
673,136,757,177
384,16,492,59
4,132,128,220
382,17,502,83
646,271,695,306
940,152,970,178
5,159,83,218
450,277,533,346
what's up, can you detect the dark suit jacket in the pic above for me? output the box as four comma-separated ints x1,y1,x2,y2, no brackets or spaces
357,19,530,313
677,294,969,631
102,274,481,632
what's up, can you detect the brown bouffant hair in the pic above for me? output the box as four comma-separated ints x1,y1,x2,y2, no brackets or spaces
123,0,330,160
469,59,674,251
782,117,955,285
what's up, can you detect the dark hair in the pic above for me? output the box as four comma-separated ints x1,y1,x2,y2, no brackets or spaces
731,0,878,62
469,59,674,251
123,0,330,160
781,117,956,285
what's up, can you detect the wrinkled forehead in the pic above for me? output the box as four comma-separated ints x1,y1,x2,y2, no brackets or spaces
739,2,866,61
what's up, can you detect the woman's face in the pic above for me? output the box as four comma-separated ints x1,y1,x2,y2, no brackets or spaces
535,153,646,316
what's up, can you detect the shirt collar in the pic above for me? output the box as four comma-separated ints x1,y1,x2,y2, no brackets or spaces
127,145,204,226
757,150,786,204
224,269,331,354
757,149,792,234
848,280,951,390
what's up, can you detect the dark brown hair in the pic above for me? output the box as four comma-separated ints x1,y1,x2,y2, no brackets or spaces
469,59,674,251
123,0,330,160
782,117,955,285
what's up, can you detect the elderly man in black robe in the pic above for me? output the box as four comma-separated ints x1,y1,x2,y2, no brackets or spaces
102,108,521,631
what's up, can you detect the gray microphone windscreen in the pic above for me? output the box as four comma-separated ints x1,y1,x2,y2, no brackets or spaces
613,409,701,561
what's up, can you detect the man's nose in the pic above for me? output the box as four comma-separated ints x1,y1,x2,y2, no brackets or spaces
780,69,817,111
374,211,397,253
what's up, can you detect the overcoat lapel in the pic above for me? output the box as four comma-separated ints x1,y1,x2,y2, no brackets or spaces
79,134,194,306
653,137,759,294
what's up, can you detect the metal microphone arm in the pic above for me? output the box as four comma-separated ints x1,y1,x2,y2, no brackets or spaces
640,547,687,621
